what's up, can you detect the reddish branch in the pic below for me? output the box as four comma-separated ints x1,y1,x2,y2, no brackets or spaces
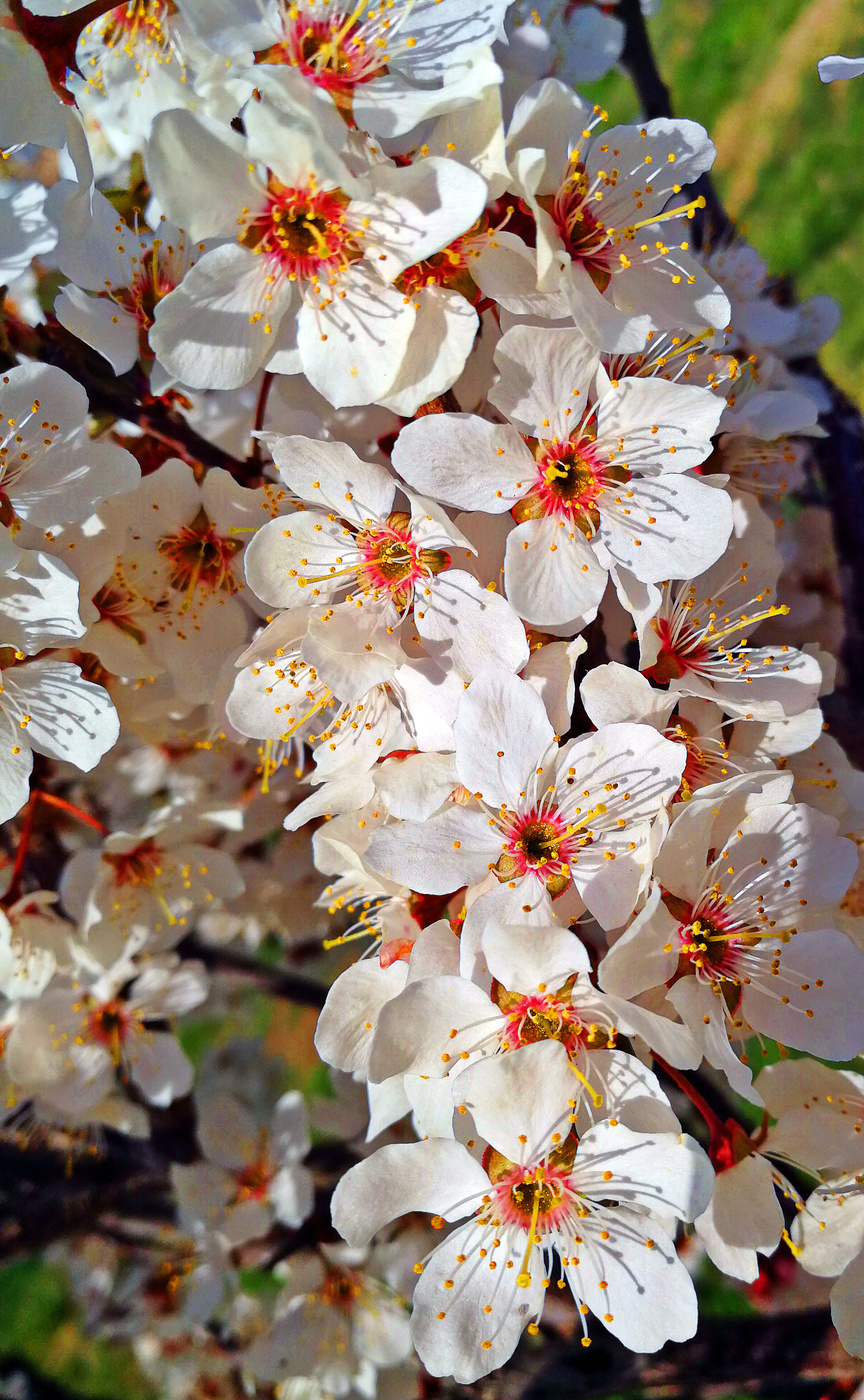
7,0,122,100
3,790,107,904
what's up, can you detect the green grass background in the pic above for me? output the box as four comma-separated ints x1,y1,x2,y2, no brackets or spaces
8,2,864,1392
583,0,864,403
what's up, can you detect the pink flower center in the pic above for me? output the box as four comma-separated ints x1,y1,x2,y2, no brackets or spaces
495,807,588,896
643,615,711,684
257,6,387,94
513,440,627,535
354,513,450,602
489,1162,573,1233
544,164,612,290
494,980,617,1054
242,180,361,285
666,894,753,988
87,998,132,1049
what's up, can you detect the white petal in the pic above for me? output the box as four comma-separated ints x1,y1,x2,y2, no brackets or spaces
454,667,554,808
565,1211,697,1351
150,244,295,391
296,272,415,409
331,1139,489,1246
54,286,140,375
270,437,395,525
412,1227,544,1383
369,975,498,1082
391,414,531,512
366,806,497,894
489,324,598,438
694,1155,782,1283
147,109,259,240
504,514,608,628
128,1031,193,1106
419,571,529,682
314,959,409,1075
482,920,590,993
453,1039,577,1162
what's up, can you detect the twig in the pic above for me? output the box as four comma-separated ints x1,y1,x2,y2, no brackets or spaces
176,933,329,1008
248,371,275,470
2,316,252,482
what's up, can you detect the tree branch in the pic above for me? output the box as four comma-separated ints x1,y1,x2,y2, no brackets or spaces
2,313,253,482
176,934,329,1008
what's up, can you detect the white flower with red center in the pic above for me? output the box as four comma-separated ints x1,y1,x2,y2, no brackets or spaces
70,0,197,161
332,1039,713,1380
5,955,209,1115
473,79,729,351
80,0,187,90
60,816,244,960
178,0,512,136
147,99,489,403
48,187,200,388
637,495,823,720
600,791,864,1102
0,363,139,528
369,917,695,1115
578,662,820,804
376,216,507,417
366,667,685,931
243,436,529,693
93,458,271,703
227,608,410,800
0,653,120,823
391,323,729,627
245,1243,414,1395
172,1089,314,1247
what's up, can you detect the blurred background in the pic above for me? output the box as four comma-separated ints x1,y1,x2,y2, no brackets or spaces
4,2,864,1397
586,0,864,405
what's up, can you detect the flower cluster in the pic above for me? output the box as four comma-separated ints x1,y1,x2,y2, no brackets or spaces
1,0,863,1394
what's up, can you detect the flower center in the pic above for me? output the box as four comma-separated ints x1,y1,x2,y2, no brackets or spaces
541,164,612,291
495,802,603,896
241,179,361,286
320,1268,363,1308
513,440,625,535
396,222,491,300
643,615,708,683
94,582,148,645
102,838,164,887
87,999,132,1050
256,1,390,96
355,512,450,601
234,1157,272,1203
517,819,561,864
665,893,757,992
483,1143,579,1235
494,980,617,1054
509,1177,563,1218
97,0,179,75
157,507,243,598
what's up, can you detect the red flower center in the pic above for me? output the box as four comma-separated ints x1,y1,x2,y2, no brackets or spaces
102,838,164,887
643,615,710,684
242,180,361,285
157,507,243,598
256,6,387,94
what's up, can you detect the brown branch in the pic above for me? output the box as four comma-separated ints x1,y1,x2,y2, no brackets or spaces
176,933,329,1008
2,314,252,482
248,370,275,470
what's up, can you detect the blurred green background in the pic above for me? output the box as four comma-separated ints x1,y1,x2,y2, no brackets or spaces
585,0,864,403
8,2,864,1395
